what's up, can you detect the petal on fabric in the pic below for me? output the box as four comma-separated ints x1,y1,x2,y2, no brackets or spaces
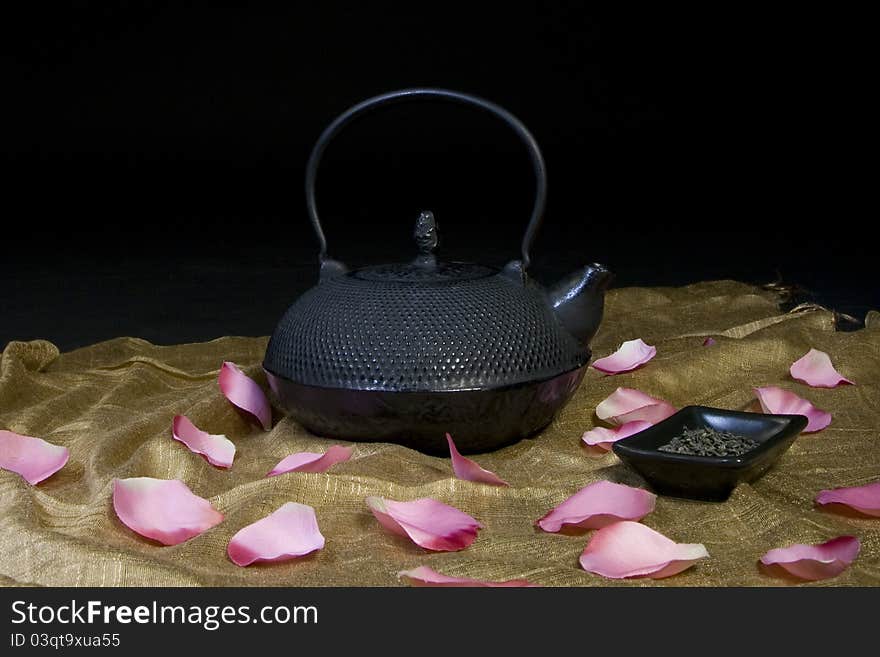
227,502,325,567
0,430,69,485
267,445,353,477
790,348,854,388
112,477,223,546
760,536,860,581
218,361,272,430
446,434,509,486
581,420,653,453
537,481,656,532
702,337,717,347
754,386,831,432
579,521,709,579
172,415,235,469
398,566,539,587
591,339,657,374
595,387,676,426
365,496,482,552
816,482,880,517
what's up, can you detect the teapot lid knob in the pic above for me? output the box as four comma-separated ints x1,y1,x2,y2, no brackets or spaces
413,211,438,269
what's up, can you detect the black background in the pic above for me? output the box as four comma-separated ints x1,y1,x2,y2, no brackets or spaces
2,4,872,350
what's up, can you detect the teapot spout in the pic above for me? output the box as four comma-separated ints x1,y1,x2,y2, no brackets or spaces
548,263,613,346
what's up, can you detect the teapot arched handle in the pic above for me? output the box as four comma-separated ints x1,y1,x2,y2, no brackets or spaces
305,88,547,272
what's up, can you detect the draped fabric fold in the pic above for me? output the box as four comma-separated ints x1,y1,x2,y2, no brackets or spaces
1,281,878,586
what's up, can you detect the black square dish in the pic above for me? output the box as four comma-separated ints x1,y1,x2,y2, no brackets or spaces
611,406,808,502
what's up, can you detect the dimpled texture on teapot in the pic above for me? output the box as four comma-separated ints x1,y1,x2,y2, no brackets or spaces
263,272,588,392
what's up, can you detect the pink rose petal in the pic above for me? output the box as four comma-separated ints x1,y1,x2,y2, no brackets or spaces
113,477,223,546
172,415,235,469
702,337,717,347
446,433,509,486
227,502,325,567
760,536,860,581
398,566,538,588
366,496,482,551
595,387,677,426
581,420,653,453
754,386,831,432
537,481,656,532
0,430,69,485
267,445,353,477
579,521,709,579
591,338,657,374
816,482,880,517
790,348,854,388
218,361,272,430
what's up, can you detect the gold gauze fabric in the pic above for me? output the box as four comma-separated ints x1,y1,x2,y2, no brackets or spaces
1,280,878,586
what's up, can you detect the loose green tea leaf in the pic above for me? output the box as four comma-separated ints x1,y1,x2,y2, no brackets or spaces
657,426,759,457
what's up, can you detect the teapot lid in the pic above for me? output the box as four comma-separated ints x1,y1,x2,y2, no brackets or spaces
347,211,496,283
352,262,495,283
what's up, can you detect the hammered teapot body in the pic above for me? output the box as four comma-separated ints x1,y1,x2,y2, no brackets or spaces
264,89,611,452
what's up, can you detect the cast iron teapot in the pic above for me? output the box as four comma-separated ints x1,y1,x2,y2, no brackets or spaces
264,88,612,453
